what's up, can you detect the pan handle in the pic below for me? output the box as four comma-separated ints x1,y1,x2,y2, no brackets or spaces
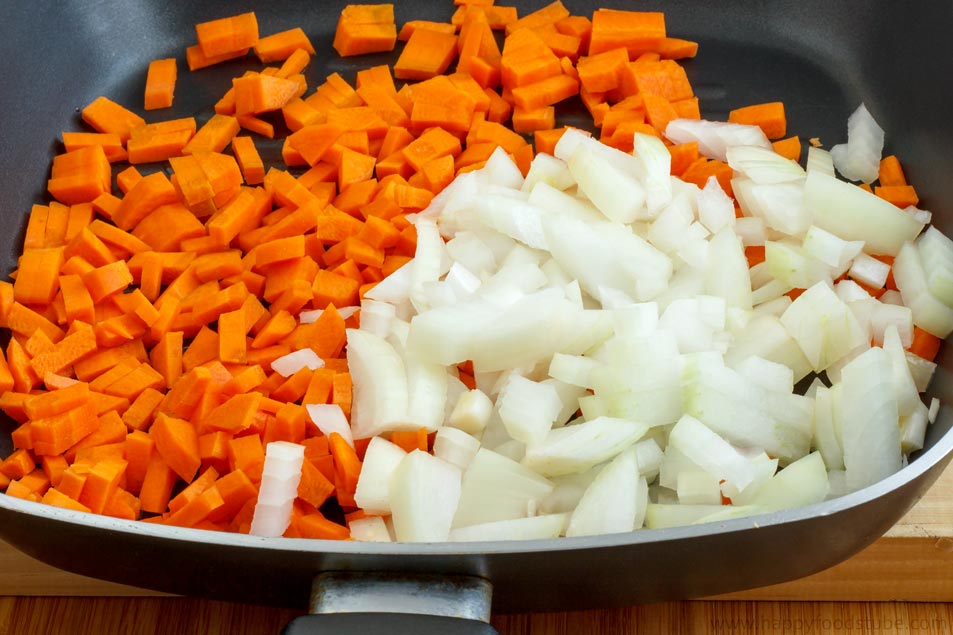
281,571,500,635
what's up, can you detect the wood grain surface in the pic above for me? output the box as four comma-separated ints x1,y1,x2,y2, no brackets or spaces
1,597,951,635
1,462,951,633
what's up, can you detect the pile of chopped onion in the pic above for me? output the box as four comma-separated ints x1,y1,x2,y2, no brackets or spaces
324,107,950,542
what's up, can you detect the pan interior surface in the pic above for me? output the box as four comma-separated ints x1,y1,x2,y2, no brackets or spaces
0,0,952,611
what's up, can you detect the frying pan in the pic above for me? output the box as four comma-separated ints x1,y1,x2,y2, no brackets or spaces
2,1,953,633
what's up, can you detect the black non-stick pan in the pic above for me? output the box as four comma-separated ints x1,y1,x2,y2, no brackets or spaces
2,1,953,633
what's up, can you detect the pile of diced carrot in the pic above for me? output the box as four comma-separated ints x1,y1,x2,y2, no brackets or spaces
0,2,935,539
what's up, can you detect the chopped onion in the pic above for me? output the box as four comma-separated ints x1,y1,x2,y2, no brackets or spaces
249,441,304,537
830,103,884,184
271,349,324,377
340,104,953,542
450,513,569,541
566,448,647,536
390,450,461,542
353,437,407,515
803,171,925,256
664,119,772,161
306,404,353,448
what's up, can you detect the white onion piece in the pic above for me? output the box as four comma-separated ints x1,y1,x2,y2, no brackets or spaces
271,349,324,377
433,427,481,472
543,378,588,427
566,448,647,536
882,324,920,416
917,227,953,306
906,351,937,393
445,231,497,278
482,146,524,190
473,192,548,250
364,260,414,305
929,398,941,424
358,300,396,338
806,146,836,176
306,404,354,449
681,353,812,464
830,104,884,184
647,194,694,253
450,513,569,541
734,216,766,246
568,145,646,223
390,450,461,542
803,171,925,256
840,346,902,491
522,417,649,477
453,448,554,528
765,240,833,289
633,438,665,480
748,451,829,511
900,402,929,454
664,119,772,161
353,437,407,515
404,351,447,432
733,178,810,237
346,328,409,439
522,152,574,193
645,503,761,529
849,253,890,289
633,132,673,217
548,353,599,389
668,414,757,492
779,281,866,372
348,516,392,542
726,145,805,184
802,225,863,269
448,388,493,435
813,385,844,470
298,305,359,324
893,241,953,337
249,441,304,537
696,176,736,234
705,227,752,310
676,470,722,505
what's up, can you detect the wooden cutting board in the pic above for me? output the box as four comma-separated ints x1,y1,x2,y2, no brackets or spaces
1,463,952,602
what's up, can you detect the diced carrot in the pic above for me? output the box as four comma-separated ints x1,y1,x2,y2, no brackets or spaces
62,132,127,163
728,102,787,140
394,28,459,81
144,58,177,110
389,427,429,453
878,155,908,187
195,12,259,58
139,454,177,514
150,412,201,483
588,8,665,57
772,136,802,162
875,185,919,208
332,4,398,57
909,326,942,361
227,433,265,482
81,96,146,142
255,28,316,62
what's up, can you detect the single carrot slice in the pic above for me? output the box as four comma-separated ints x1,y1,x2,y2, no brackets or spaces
255,28,316,62
728,102,787,140
909,326,942,362
144,58,177,110
81,96,146,142
150,413,201,483
332,4,397,57
196,12,259,58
